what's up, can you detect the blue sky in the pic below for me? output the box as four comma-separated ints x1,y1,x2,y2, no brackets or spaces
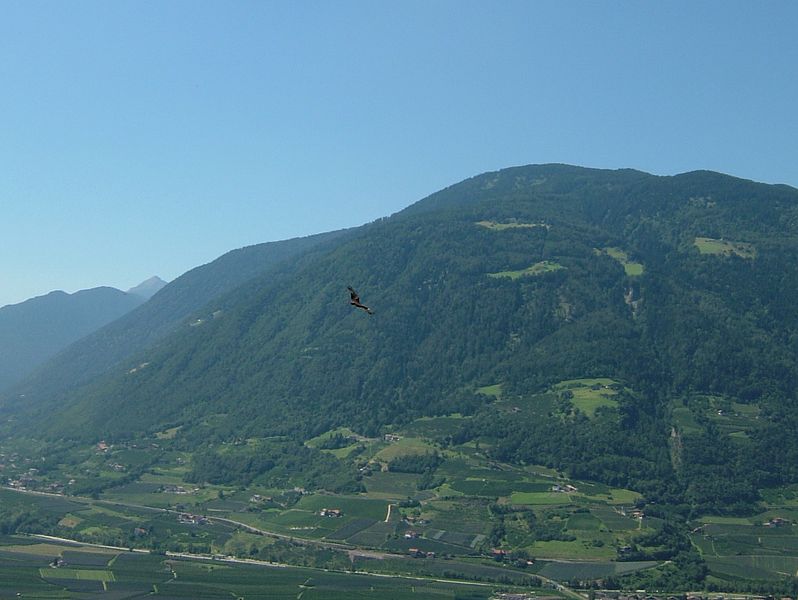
1,1,797,308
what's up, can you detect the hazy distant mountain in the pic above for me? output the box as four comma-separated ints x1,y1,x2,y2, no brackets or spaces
3,229,348,403
0,287,144,392
127,276,168,300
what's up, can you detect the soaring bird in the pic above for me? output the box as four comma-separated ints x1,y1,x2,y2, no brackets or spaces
348,286,373,315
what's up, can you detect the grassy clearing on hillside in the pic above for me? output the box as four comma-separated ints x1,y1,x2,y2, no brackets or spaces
488,260,564,279
373,437,437,462
694,236,756,258
597,247,644,276
304,427,363,448
671,406,702,435
553,378,620,417
398,414,467,438
476,384,502,398
476,220,549,230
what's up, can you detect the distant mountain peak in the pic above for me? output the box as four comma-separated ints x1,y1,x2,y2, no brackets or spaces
127,276,167,300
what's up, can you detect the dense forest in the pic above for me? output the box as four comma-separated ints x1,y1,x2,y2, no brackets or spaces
4,164,798,520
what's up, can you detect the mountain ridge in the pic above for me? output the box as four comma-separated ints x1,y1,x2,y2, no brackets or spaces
4,164,798,591
3,228,350,404
4,163,798,516
0,285,145,392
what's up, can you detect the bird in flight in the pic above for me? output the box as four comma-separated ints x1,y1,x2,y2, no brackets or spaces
348,286,373,315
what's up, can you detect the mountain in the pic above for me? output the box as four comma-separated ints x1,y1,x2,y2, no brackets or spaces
3,229,349,403
0,286,144,392
6,164,798,515
126,276,168,300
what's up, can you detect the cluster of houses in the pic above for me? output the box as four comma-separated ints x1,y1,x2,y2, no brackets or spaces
489,548,535,566
551,483,578,493
763,516,791,527
319,508,343,518
617,507,645,520
177,513,209,525
160,484,196,495
249,494,273,503
407,548,435,558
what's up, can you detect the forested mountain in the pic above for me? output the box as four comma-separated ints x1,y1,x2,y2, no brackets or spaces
0,286,144,392
4,229,348,404
5,164,798,515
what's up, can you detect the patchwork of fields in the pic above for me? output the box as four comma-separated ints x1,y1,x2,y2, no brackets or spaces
0,534,505,599
3,392,798,595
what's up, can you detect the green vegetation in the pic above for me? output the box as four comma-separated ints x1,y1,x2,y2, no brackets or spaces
597,247,644,276
476,220,549,230
0,534,504,599
3,164,798,593
488,260,564,279
694,236,757,258
552,378,621,417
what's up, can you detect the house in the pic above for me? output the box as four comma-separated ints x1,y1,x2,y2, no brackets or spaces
384,433,401,442
764,517,790,527
320,508,343,518
178,513,208,525
404,530,419,539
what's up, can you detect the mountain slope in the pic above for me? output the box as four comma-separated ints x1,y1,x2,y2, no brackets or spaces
0,287,144,392
5,229,349,403
8,164,798,513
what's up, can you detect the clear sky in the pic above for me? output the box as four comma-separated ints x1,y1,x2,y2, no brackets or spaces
2,1,797,308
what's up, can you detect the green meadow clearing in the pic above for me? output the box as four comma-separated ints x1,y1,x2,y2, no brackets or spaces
553,378,621,417
488,260,565,279
598,247,644,276
476,220,549,230
694,236,756,258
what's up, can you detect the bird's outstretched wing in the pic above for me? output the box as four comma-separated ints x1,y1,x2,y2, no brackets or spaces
347,286,374,314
